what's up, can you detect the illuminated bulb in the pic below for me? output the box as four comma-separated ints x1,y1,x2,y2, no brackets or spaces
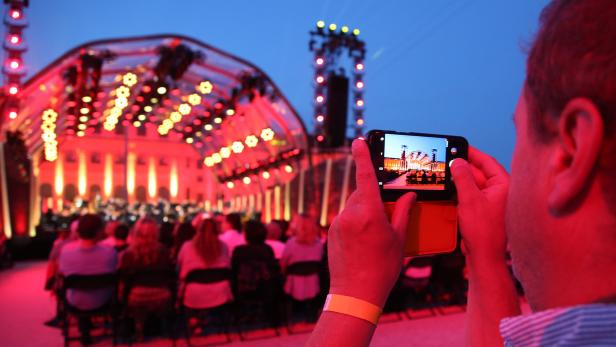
245,135,258,148
188,93,202,106
8,34,20,45
80,107,90,115
170,112,182,123
204,157,214,167
220,147,231,158
260,128,275,141
357,118,365,126
77,124,87,130
316,135,324,142
356,81,364,89
123,73,138,87
353,28,360,36
162,119,174,128
178,103,191,115
76,131,85,137
144,105,153,112
186,137,194,144
115,98,128,108
138,114,146,121
316,57,324,65
262,171,271,179
116,86,130,98
231,141,244,154
316,115,324,122
329,23,337,31
226,109,235,116
243,177,251,185
82,95,92,103
133,121,142,127
226,181,235,189
157,86,167,95
197,81,213,94
356,63,365,71
316,95,324,103
10,9,21,19
204,124,213,131
150,98,159,104
341,26,349,33
316,20,325,28
356,99,364,107
213,117,222,124
79,116,89,122
316,75,325,84
284,165,293,173
8,85,18,95
9,59,20,69
212,153,222,163
8,111,17,119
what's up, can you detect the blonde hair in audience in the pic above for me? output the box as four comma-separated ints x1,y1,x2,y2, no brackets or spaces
129,218,160,266
193,218,222,265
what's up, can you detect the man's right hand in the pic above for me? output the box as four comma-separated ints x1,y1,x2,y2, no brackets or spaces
450,147,510,262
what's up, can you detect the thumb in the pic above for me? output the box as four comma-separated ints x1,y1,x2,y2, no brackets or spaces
450,158,481,206
391,192,417,244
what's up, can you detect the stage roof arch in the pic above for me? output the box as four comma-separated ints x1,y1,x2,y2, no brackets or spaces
2,34,310,189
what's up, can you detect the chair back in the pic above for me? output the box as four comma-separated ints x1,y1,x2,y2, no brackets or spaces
286,261,321,276
184,268,231,285
124,269,176,288
63,273,117,291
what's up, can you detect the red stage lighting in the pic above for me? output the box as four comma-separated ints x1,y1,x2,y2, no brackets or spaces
8,85,19,95
316,135,324,142
10,9,22,20
355,63,364,71
316,75,325,84
7,58,20,70
356,81,364,89
8,110,17,119
8,34,21,45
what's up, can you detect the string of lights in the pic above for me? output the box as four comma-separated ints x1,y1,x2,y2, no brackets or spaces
2,0,28,122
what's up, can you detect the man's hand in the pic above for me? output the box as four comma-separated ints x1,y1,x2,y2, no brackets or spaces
327,139,416,308
450,147,509,262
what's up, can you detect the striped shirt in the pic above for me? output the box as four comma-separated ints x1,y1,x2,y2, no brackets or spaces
500,304,616,346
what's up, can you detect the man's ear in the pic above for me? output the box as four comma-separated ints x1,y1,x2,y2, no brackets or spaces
547,98,604,213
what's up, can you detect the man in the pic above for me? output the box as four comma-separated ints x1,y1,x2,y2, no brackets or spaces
218,212,245,255
307,0,616,346
59,214,117,343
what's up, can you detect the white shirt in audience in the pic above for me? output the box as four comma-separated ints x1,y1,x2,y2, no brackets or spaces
218,229,245,255
265,239,286,259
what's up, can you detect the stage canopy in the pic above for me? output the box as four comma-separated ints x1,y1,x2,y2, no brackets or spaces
2,34,309,188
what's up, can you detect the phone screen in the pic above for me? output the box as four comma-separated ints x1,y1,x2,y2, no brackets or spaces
382,133,448,192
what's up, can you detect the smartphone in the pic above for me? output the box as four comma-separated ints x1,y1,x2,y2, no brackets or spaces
366,130,468,202
367,130,468,256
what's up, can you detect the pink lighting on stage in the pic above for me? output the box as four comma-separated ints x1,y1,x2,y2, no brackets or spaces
8,34,21,45
78,152,87,197
54,157,63,197
104,154,113,198
148,157,157,199
316,135,324,142
170,161,179,199
8,85,18,95
8,110,17,119
10,9,22,20
243,176,251,185
262,171,271,179
127,153,137,197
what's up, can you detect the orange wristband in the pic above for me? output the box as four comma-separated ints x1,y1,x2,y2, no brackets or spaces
323,294,382,325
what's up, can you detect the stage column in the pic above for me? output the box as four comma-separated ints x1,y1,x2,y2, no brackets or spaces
0,142,12,238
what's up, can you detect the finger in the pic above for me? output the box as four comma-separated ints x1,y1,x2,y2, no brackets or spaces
450,158,482,206
351,139,380,198
471,165,488,189
468,147,509,184
391,192,417,244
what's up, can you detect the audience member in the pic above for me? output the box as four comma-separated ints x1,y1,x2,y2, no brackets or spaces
112,224,130,252
100,220,120,246
265,221,286,259
280,214,323,301
158,221,174,249
171,222,196,262
219,212,245,255
177,218,233,309
58,214,117,343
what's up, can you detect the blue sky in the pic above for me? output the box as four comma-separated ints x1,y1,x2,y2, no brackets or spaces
384,133,446,162
5,0,549,169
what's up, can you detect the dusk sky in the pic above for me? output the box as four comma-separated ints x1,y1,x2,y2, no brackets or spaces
5,0,550,169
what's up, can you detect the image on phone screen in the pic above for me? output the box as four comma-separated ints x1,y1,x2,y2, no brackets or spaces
382,133,448,191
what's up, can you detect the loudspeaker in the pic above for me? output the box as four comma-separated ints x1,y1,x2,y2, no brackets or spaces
322,73,349,148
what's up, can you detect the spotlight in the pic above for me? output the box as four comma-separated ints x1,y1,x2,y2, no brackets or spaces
213,117,222,124
8,34,21,45
143,106,153,112
79,116,89,122
188,93,201,106
356,99,364,107
316,115,324,122
133,121,142,127
316,135,324,142
245,135,258,148
260,128,275,141
243,177,251,185
220,147,231,158
8,59,20,70
316,95,324,103
8,110,17,119
212,153,222,163
316,75,325,84
356,118,365,126
80,107,90,115
226,181,235,189
178,103,191,115
123,73,138,87
204,157,215,167
185,137,194,144
316,20,325,29
8,85,18,95
341,26,349,33
231,141,244,154
204,124,213,131
197,81,213,94
356,81,364,89
226,109,235,116
316,57,325,66
10,9,22,20
170,112,182,122
328,23,337,31
157,86,167,95
138,114,146,121
262,171,271,179
353,28,360,36
77,131,85,137
355,63,365,71
284,165,293,173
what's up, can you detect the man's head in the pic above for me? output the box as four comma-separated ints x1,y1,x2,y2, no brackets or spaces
506,0,616,310
223,213,243,233
76,214,104,241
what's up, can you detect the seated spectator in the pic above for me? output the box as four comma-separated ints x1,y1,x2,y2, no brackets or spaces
280,214,323,301
100,220,120,246
112,224,129,252
118,218,173,339
219,213,245,255
171,222,196,263
265,221,286,259
158,221,174,249
232,220,278,296
58,214,117,342
177,218,233,309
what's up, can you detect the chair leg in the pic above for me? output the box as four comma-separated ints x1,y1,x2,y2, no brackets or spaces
63,314,70,347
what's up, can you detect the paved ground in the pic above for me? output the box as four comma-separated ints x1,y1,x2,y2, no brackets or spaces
0,261,467,346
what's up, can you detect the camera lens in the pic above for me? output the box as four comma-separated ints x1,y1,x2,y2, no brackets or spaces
450,147,458,155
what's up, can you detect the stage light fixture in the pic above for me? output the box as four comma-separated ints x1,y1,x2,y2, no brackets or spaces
123,73,138,87
197,81,213,94
157,86,167,95
220,147,231,158
353,29,360,36
262,171,271,179
143,105,153,112
178,103,191,115
188,93,201,105
231,141,244,154
356,81,364,89
329,23,337,31
316,57,325,65
243,176,251,185
284,165,293,173
226,181,235,189
204,124,213,131
245,135,258,148
260,128,275,141
170,111,182,122
213,117,222,124
316,115,324,122
341,26,349,33
226,109,235,116
316,20,325,29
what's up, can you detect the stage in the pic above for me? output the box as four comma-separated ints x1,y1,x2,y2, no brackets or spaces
0,261,467,346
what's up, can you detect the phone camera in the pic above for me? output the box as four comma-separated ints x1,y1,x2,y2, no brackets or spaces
450,147,458,155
